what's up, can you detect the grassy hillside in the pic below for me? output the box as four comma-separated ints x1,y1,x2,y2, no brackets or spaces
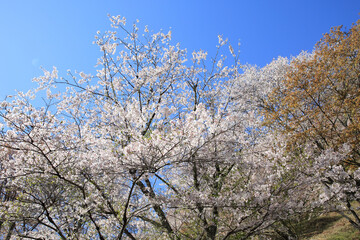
261,212,360,240
308,213,360,240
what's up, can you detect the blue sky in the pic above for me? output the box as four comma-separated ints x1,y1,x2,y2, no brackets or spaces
0,0,359,99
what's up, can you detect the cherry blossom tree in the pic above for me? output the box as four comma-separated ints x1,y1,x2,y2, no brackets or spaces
0,15,337,239
261,20,360,233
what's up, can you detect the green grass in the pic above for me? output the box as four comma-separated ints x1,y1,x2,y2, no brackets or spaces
307,213,360,240
298,214,343,239
260,212,360,240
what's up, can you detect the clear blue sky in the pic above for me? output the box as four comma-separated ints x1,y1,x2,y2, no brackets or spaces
0,0,359,99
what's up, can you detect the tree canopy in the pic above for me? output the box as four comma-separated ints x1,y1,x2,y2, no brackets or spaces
0,16,359,239
263,20,360,167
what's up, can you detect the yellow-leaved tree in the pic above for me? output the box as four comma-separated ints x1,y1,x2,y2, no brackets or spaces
263,20,360,167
